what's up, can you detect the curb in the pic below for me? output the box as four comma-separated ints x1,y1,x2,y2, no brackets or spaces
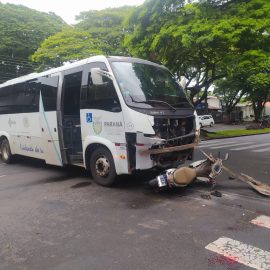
200,130,270,141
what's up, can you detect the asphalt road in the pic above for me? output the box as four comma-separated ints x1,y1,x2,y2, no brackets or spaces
0,134,269,270
197,133,270,196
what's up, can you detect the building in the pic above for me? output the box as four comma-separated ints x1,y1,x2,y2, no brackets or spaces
196,95,268,123
195,96,223,123
263,102,270,116
235,102,254,120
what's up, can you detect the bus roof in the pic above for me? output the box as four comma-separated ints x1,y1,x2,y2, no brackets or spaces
0,55,164,88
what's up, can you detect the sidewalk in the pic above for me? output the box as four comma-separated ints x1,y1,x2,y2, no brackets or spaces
203,123,247,132
201,122,270,140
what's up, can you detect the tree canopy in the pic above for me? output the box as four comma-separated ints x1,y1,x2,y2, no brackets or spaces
76,6,135,55
32,28,103,71
1,0,270,121
124,0,270,119
0,2,66,83
32,6,135,70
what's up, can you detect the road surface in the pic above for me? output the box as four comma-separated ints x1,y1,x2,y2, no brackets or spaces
0,134,269,270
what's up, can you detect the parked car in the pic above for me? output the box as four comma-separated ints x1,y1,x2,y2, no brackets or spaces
262,115,270,124
198,115,215,127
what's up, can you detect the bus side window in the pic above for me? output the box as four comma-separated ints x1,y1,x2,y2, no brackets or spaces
0,85,12,114
81,63,121,113
38,76,59,112
62,72,82,116
25,80,39,112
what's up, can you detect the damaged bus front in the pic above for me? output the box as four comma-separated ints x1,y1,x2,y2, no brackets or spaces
108,57,199,174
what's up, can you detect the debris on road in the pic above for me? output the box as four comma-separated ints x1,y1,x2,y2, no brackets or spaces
222,166,270,197
211,190,222,197
149,149,270,197
201,194,211,200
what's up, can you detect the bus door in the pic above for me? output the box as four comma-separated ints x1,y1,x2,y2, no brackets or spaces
80,61,125,158
37,74,63,166
61,68,83,165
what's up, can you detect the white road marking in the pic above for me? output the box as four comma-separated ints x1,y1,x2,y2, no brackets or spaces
251,215,270,229
199,141,237,148
252,147,270,153
205,237,270,270
0,175,6,178
200,140,223,145
231,143,270,151
209,142,250,149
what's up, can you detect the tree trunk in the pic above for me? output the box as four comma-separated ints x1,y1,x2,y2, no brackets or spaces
252,102,264,122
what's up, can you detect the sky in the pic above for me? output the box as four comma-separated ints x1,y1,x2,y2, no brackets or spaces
1,0,145,24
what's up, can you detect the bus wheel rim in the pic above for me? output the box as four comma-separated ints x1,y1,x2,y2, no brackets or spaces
95,156,110,177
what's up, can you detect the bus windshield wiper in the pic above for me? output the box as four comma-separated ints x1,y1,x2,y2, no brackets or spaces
172,101,192,108
130,96,177,112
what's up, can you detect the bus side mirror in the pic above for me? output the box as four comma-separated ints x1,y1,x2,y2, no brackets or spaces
90,68,113,86
90,68,104,85
180,76,187,89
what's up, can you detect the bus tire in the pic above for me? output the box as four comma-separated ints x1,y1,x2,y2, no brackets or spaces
1,138,13,164
90,146,117,187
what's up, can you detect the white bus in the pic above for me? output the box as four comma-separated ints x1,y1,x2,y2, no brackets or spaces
0,56,198,186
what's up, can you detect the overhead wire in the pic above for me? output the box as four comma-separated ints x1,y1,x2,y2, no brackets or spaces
0,63,35,71
0,54,37,63
0,60,36,69
0,59,37,68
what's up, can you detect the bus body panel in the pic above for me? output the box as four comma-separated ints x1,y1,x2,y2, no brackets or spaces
0,109,62,165
82,135,129,175
80,109,128,174
39,97,63,166
0,112,42,158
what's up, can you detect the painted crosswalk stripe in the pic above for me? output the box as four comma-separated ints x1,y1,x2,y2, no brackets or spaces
252,147,270,153
205,237,270,270
251,215,270,229
200,140,223,145
0,175,6,178
199,141,236,148
209,142,250,149
231,143,270,151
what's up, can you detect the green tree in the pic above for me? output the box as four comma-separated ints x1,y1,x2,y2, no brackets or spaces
76,6,135,55
0,2,66,83
125,0,231,105
32,6,134,70
125,0,270,108
241,51,270,121
214,78,246,115
32,28,103,71
214,51,270,122
124,0,186,59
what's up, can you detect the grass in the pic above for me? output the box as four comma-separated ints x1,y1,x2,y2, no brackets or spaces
205,128,270,139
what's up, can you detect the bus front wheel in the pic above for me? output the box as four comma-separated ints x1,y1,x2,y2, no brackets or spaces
90,147,117,187
1,138,13,164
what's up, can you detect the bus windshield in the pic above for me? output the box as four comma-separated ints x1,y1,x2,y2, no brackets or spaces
110,61,192,110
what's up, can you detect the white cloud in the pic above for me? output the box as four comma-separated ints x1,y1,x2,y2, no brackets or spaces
1,0,145,24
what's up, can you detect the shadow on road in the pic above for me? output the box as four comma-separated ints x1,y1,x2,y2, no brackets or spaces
0,155,215,199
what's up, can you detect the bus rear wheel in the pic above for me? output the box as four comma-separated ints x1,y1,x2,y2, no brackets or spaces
1,138,13,164
90,147,117,187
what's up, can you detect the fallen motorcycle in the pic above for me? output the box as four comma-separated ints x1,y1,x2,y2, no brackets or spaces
149,150,270,197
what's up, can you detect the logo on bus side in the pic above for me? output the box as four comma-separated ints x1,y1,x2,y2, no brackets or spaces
8,118,16,127
23,117,30,128
93,116,102,135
